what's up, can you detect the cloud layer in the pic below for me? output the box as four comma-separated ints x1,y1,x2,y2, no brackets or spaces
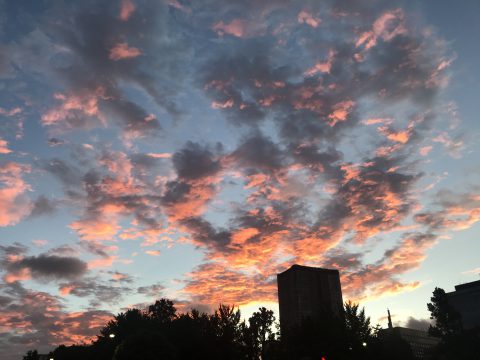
0,0,478,358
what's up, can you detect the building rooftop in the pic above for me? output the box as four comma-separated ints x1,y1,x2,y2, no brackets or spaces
454,279,480,292
278,264,340,276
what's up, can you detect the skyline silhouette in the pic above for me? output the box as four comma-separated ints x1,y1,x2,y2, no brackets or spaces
22,266,480,359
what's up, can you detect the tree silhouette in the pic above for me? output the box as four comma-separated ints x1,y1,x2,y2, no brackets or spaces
112,331,176,360
244,307,276,359
147,299,177,324
427,287,462,337
211,304,244,359
344,300,372,352
22,350,39,360
26,297,414,360
427,287,480,360
52,344,91,360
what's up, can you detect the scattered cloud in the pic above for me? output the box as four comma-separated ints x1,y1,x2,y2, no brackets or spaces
0,162,32,227
109,42,142,61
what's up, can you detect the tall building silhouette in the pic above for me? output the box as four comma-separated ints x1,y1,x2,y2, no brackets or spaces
277,264,343,333
447,279,480,330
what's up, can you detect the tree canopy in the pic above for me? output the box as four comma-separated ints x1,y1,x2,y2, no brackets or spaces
22,297,418,360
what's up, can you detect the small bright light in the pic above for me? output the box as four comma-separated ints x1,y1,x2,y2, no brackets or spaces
362,342,367,347
109,333,115,338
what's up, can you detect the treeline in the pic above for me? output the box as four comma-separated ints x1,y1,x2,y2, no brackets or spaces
23,299,416,360
23,287,480,359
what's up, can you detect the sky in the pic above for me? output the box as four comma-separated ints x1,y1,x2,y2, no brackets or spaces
0,0,479,357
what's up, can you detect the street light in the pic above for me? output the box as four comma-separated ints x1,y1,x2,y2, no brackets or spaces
109,333,115,339
362,342,367,347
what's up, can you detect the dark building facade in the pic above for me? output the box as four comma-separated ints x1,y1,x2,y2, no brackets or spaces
447,279,480,331
378,327,440,360
277,264,343,333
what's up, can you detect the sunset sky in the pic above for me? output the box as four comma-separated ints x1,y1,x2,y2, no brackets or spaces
1,0,479,358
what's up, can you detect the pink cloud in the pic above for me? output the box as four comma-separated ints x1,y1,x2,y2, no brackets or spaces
328,100,355,126
0,138,12,154
32,239,49,247
70,219,120,242
109,42,142,61
0,107,22,117
433,132,464,158
166,0,190,13
212,19,246,38
427,57,454,89
356,9,407,50
297,10,321,28
119,0,135,21
211,99,234,109
361,118,393,125
147,152,172,159
145,250,161,256
0,162,32,227
419,146,433,156
41,88,106,129
378,125,413,144
304,49,336,76
87,255,117,269
4,268,31,283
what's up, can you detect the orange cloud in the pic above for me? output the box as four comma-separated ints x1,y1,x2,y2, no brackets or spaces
163,178,219,222
59,285,74,296
109,42,142,61
183,263,277,307
328,100,355,126
70,219,120,242
377,123,413,144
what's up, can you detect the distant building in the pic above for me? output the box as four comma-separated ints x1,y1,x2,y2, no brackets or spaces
447,279,480,331
277,264,343,333
379,310,440,360
379,327,440,360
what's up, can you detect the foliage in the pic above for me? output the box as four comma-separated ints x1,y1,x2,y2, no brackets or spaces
22,350,39,360
427,287,462,337
243,307,276,359
23,297,420,360
344,300,372,351
427,287,480,360
147,299,177,324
